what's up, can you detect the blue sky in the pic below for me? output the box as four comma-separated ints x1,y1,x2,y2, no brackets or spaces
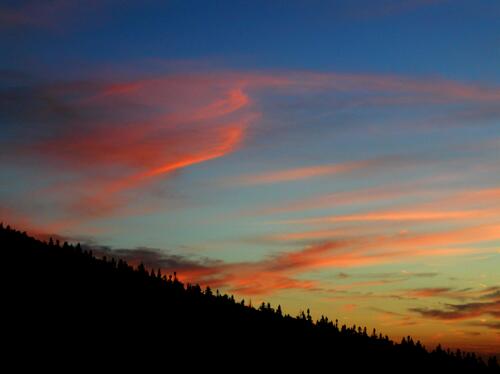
1,0,499,355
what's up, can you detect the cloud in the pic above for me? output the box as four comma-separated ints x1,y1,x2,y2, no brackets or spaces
231,224,499,295
43,121,248,221
91,245,225,281
404,288,456,299
242,177,455,217
468,321,500,331
401,286,500,302
287,71,500,103
341,303,358,312
3,68,500,232
1,72,266,227
89,229,490,297
336,272,350,279
410,301,500,321
336,271,439,280
402,271,439,278
89,244,322,296
85,240,332,296
479,288,500,300
243,166,500,221
262,218,500,255
250,182,500,266
224,155,417,186
410,288,500,321
272,209,489,225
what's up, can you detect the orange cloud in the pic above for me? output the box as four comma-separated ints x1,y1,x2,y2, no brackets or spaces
410,300,500,321
16,74,263,228
246,180,446,216
272,208,493,225
226,160,369,186
341,303,358,312
405,288,456,298
165,233,485,296
196,223,500,296
46,126,245,225
6,69,500,232
400,287,500,301
77,212,498,298
245,181,500,233
225,155,416,186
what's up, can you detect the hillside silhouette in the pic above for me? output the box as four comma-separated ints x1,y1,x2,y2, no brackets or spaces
2,223,498,372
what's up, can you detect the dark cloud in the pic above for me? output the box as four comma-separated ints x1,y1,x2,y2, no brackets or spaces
410,300,500,320
468,321,500,331
369,307,406,317
0,74,106,147
88,244,223,276
79,240,327,296
473,321,500,332
336,272,350,279
408,284,500,320
0,71,154,144
0,85,79,127
405,287,453,297
478,287,500,300
334,271,439,280
411,272,440,278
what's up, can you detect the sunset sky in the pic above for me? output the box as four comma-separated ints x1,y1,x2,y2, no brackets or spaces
1,0,499,355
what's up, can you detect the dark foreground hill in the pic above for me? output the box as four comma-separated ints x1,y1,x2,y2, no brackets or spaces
1,224,498,372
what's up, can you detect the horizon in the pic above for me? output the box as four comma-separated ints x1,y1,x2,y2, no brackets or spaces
1,0,499,356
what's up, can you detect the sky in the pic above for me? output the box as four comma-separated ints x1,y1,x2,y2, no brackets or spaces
1,0,499,356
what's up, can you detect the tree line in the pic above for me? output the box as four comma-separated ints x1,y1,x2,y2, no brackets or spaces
1,223,498,372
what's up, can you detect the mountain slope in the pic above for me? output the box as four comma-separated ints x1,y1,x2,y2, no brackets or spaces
1,224,498,372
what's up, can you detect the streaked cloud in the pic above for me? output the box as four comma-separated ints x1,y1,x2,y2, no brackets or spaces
1,72,268,227
411,301,500,321
225,155,416,186
88,230,494,298
6,66,499,232
271,209,490,225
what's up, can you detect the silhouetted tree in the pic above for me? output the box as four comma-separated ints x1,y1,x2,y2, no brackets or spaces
1,223,497,373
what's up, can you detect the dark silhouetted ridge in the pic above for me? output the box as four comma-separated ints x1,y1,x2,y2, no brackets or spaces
2,223,498,372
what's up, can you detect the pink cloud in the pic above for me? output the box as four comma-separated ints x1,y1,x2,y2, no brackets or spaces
157,225,495,297
9,73,267,228
5,69,500,231
272,208,494,225
224,157,407,186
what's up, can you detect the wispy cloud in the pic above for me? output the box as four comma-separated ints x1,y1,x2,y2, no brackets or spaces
468,321,500,331
245,179,445,216
411,301,500,321
3,68,500,233
89,228,495,297
403,287,466,300
271,209,490,225
410,286,500,320
1,72,266,227
224,155,415,186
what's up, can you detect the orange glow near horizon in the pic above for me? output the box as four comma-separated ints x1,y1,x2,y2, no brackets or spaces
2,69,499,356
